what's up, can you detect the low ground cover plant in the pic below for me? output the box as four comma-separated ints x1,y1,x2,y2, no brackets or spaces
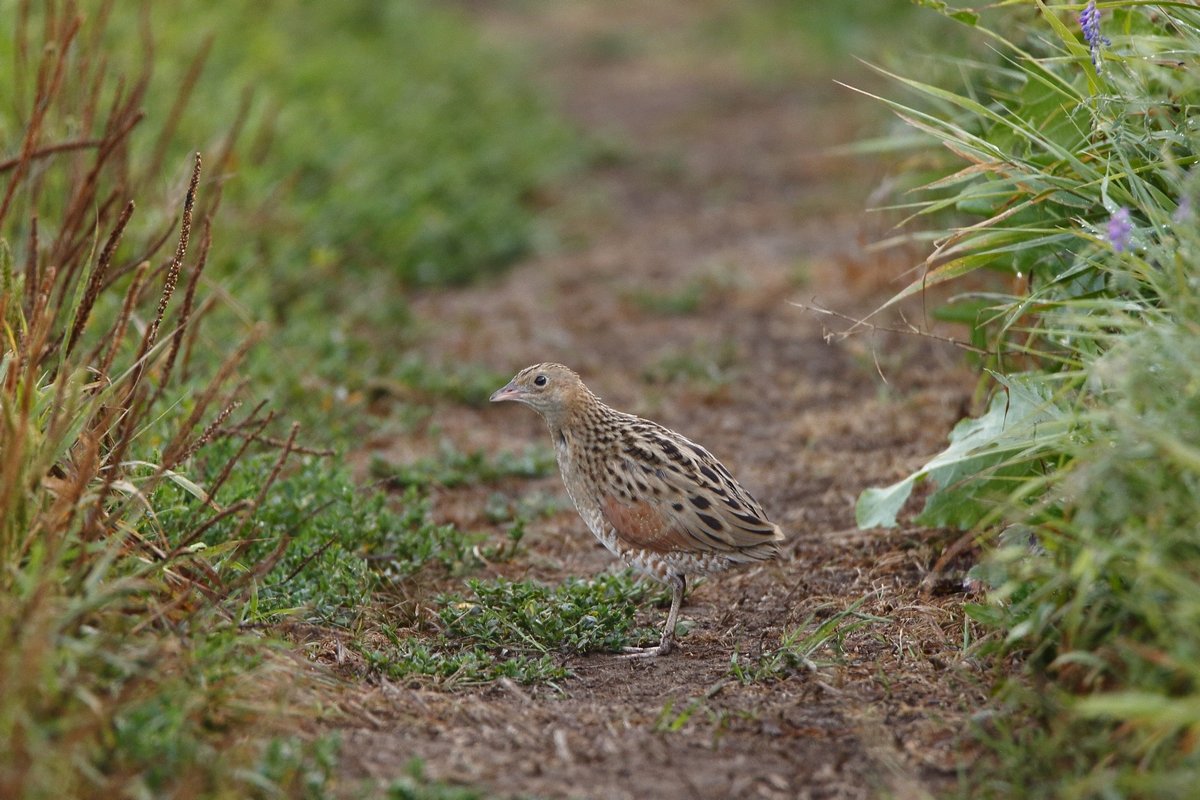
353,573,662,687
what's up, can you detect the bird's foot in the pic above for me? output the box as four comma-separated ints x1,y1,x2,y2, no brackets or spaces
619,639,674,659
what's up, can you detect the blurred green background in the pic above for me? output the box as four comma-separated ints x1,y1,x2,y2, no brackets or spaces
16,0,939,440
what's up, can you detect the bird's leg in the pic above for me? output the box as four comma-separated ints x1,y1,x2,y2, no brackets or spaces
621,574,684,658
657,574,684,652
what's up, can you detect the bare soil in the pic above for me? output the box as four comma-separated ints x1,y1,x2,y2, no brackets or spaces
327,3,988,798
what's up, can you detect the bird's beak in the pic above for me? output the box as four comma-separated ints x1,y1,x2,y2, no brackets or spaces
489,381,524,403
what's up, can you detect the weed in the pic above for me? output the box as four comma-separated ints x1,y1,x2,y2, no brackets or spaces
480,491,566,562
627,265,752,318
652,698,705,733
437,574,662,655
354,573,663,688
483,490,566,524
581,29,643,64
730,598,886,684
371,442,555,491
357,631,567,688
479,513,528,564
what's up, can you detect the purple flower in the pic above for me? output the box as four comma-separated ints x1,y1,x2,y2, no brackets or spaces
1107,207,1133,252
1174,195,1193,225
1079,1,1111,70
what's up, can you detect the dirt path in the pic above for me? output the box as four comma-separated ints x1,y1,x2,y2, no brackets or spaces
332,4,983,798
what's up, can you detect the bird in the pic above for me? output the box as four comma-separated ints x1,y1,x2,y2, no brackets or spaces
490,362,784,657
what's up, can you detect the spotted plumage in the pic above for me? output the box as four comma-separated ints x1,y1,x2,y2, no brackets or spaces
491,362,784,656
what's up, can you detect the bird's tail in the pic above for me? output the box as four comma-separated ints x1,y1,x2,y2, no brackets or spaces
731,525,785,563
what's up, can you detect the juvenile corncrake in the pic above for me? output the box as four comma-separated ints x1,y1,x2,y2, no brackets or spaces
491,363,784,657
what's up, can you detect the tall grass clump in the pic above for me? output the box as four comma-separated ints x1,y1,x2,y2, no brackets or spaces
1,6,336,796
852,2,1200,794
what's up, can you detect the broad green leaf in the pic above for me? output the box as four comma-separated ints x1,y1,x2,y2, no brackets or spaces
854,475,917,530
856,374,1065,528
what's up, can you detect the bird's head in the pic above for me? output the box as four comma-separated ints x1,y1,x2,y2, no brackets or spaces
490,362,590,427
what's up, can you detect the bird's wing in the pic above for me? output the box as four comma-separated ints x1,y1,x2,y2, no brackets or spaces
599,423,783,557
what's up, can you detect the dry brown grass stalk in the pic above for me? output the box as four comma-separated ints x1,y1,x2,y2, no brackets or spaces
0,4,337,792
48,73,146,276
145,34,214,184
156,331,263,472
2,4,286,585
94,259,150,381
131,153,201,382
65,200,135,358
0,9,79,226
21,215,38,313
0,138,104,173
156,217,213,397
199,88,255,221
202,400,275,500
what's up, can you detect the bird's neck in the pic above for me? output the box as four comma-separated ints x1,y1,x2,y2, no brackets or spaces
545,389,618,446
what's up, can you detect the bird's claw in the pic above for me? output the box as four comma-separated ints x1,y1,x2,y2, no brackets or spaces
619,640,674,659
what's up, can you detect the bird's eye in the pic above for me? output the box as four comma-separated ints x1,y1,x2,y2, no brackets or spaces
534,374,547,387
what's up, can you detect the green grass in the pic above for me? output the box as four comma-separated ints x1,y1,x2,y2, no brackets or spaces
371,443,556,491
627,281,709,316
2,607,342,796
650,698,755,746
0,3,359,787
851,2,1200,794
483,490,566,525
480,491,565,562
11,0,581,444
